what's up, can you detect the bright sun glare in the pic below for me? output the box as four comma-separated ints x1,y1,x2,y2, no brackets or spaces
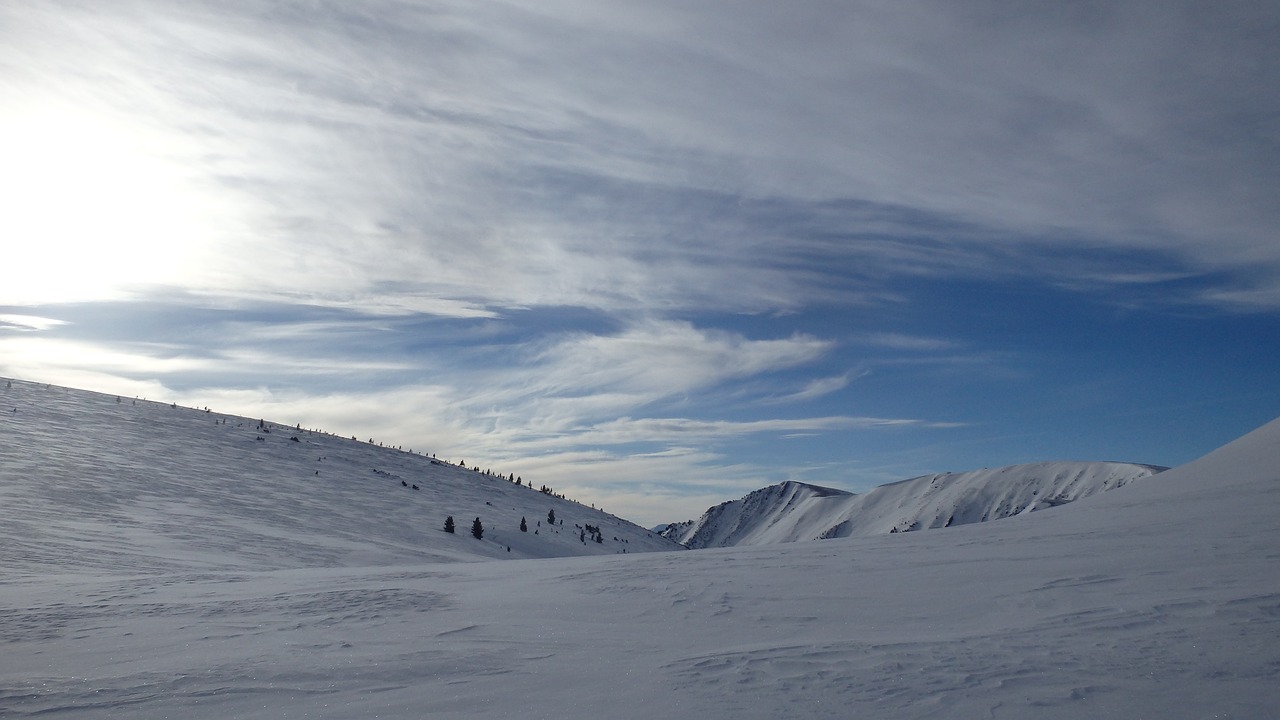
0,106,214,305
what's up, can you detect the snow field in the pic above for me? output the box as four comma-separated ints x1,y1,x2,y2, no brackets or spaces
2,379,1278,718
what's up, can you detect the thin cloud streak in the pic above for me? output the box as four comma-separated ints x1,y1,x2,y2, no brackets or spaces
865,333,958,352
763,372,860,404
528,415,963,449
0,315,69,332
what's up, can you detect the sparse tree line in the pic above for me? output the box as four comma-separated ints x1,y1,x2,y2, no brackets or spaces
131,392,590,508
440,508,629,553
442,515,485,539
444,509,561,539
452,460,582,504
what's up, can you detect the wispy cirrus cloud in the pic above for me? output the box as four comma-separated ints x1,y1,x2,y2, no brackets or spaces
866,333,958,352
5,0,1279,316
526,320,832,401
3,1,1278,525
532,415,960,449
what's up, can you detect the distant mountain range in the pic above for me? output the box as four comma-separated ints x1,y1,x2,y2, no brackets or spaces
661,461,1165,548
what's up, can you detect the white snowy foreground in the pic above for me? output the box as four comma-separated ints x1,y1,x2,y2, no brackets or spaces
2,381,1279,718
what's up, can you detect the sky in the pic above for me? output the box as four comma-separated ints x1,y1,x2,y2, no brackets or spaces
1,0,1278,526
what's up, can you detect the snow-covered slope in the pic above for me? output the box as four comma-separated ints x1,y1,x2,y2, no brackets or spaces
666,461,1164,547
3,376,1278,718
0,379,681,574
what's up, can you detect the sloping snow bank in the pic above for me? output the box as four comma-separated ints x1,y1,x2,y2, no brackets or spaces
0,378,680,576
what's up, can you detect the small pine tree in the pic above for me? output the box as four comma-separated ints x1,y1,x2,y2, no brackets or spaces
520,516,528,532
548,509,556,525
471,517,484,539
444,516,455,534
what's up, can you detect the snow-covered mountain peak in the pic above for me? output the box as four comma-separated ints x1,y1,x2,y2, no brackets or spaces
665,460,1165,548
661,479,853,548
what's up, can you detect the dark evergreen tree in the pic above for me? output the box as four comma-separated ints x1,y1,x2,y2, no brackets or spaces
520,516,528,532
471,517,484,539
548,509,556,525
444,516,455,534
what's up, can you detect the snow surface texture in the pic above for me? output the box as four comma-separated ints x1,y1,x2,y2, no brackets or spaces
3,378,1279,718
0,380,681,574
664,462,1165,548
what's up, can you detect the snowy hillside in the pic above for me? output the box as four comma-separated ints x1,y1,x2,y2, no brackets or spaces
0,378,681,574
3,376,1278,718
665,461,1163,548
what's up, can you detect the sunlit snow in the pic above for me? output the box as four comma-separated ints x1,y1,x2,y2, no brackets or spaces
2,379,1277,718
664,461,1165,548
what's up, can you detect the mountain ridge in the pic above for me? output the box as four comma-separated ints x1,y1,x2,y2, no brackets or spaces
664,460,1166,548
